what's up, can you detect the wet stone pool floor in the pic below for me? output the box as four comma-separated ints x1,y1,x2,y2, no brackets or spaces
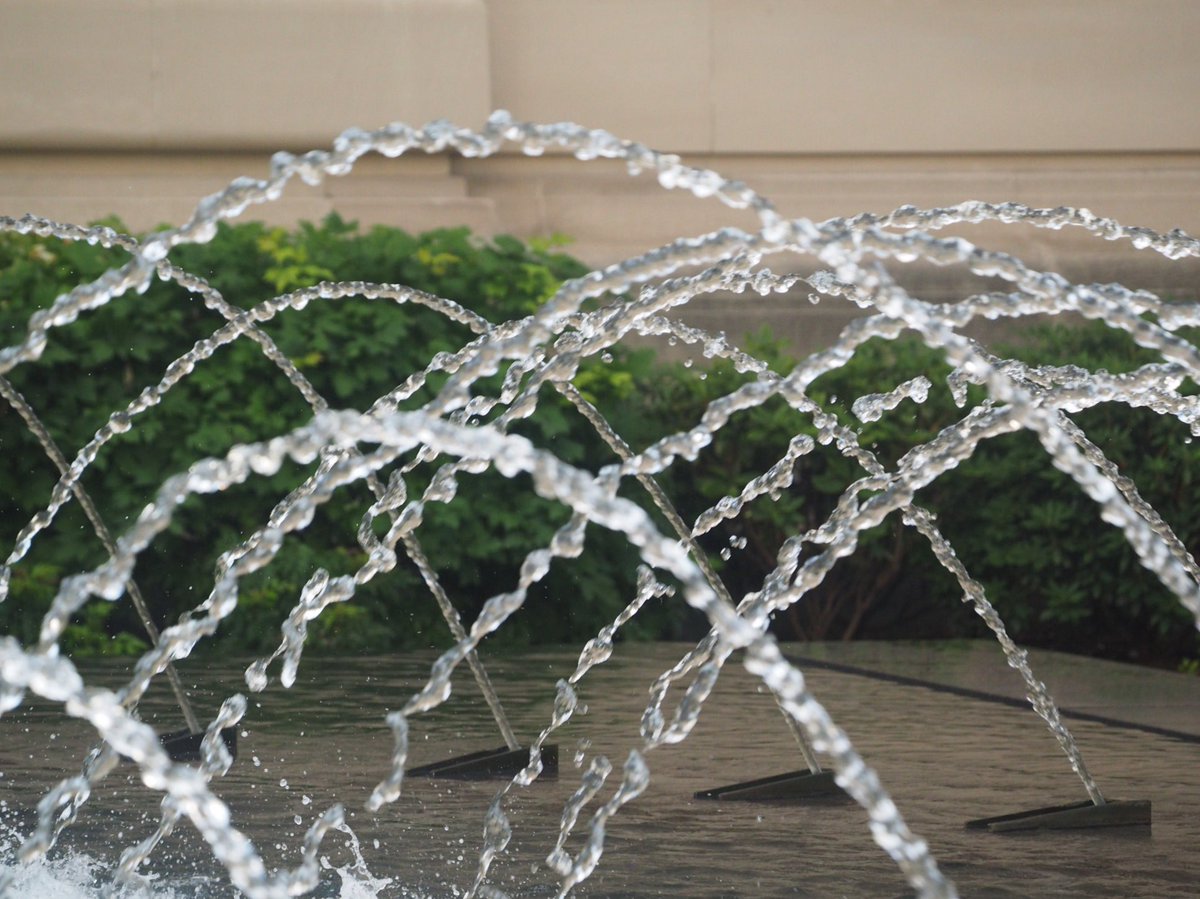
1,640,1197,897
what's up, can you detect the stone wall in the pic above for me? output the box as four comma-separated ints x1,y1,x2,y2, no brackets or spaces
2,0,1198,352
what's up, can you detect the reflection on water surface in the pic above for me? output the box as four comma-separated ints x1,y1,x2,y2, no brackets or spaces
1,641,1197,897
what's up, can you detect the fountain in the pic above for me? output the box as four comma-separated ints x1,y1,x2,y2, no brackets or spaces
0,112,1197,898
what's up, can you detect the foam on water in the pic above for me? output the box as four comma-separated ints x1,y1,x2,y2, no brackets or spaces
1,818,172,899
0,113,1198,898
1,822,401,899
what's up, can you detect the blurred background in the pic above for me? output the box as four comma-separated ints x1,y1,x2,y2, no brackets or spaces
2,1,1199,670
3,0,1199,350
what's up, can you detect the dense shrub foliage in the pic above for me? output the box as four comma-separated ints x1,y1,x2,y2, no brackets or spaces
1,217,1196,667
642,328,1200,667
0,218,668,656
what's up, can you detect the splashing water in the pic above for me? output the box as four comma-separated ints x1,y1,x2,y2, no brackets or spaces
0,111,1198,898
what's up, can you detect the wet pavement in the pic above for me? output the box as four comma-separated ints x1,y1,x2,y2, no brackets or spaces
1,641,1197,897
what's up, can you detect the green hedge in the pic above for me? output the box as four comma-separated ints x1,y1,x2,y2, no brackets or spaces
1,216,1197,668
635,327,1200,667
0,216,668,656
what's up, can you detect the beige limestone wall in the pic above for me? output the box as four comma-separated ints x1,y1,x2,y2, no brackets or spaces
2,0,1198,353
488,0,1200,154
5,1,1196,153
0,0,491,150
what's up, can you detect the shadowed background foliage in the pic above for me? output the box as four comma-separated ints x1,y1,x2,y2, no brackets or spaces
1,217,1196,669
